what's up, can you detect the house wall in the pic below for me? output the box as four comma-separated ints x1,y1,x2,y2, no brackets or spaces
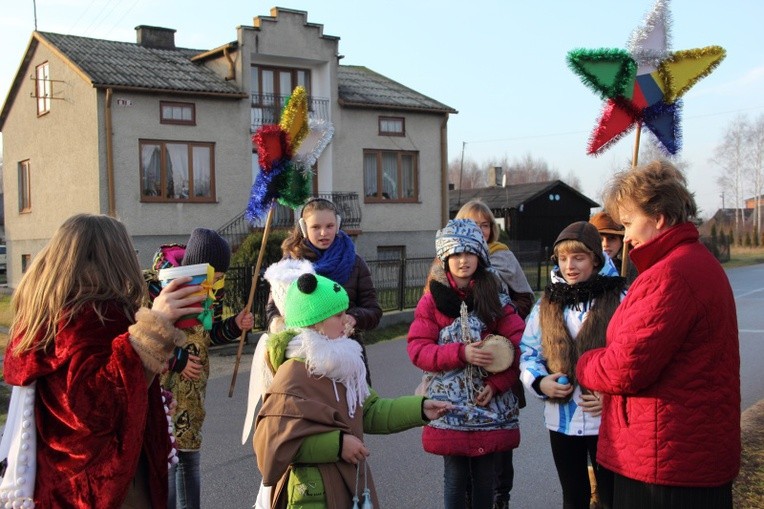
234,9,446,260
104,90,251,267
335,108,445,260
2,42,102,287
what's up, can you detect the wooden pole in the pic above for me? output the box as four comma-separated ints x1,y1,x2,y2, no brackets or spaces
621,122,643,277
228,203,275,397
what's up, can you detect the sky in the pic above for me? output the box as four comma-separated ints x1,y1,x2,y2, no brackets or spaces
1,0,763,219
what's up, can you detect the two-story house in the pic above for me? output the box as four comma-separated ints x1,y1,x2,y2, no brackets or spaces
0,7,456,287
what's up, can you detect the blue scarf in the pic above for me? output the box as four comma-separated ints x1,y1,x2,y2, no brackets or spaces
307,230,356,285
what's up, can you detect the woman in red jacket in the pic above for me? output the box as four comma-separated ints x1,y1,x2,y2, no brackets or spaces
577,161,740,509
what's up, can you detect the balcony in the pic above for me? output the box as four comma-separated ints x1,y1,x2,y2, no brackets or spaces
250,93,331,131
217,192,361,251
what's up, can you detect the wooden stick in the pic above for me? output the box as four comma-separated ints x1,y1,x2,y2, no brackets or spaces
228,203,275,397
620,122,643,277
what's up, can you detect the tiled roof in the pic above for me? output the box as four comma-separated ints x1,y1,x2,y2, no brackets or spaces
38,32,243,96
338,65,456,114
449,181,599,211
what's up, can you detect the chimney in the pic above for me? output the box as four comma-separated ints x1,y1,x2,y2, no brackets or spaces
487,166,503,187
135,25,176,49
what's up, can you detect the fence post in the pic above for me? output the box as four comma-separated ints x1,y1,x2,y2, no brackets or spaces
398,257,406,311
536,246,543,290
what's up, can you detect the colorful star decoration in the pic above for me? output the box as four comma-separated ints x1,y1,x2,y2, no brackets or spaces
246,86,335,222
567,0,726,155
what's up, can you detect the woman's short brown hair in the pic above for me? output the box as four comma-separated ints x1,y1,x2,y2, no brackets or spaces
603,160,697,226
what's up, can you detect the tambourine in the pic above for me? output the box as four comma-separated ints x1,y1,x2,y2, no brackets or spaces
476,334,514,373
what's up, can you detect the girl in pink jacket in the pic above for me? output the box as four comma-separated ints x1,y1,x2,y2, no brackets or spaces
407,219,525,509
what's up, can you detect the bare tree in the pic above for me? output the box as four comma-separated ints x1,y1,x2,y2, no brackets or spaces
448,156,485,190
633,139,689,172
712,115,749,244
746,114,764,241
449,151,577,190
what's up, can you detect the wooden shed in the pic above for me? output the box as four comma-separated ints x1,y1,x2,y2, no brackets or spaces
450,180,599,252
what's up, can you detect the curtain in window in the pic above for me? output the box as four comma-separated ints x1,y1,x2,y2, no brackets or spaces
141,145,161,196
364,153,378,197
165,144,189,199
382,153,398,199
401,155,415,198
192,146,211,197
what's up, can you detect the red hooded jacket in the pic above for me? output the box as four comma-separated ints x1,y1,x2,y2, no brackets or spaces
577,222,740,487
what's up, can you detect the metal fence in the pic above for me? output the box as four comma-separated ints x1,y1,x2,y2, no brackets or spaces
222,235,735,326
223,243,551,325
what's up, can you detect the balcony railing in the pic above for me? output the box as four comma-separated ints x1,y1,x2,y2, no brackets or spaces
250,93,331,131
217,192,361,251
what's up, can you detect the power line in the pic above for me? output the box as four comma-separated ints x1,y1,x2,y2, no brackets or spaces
461,105,764,146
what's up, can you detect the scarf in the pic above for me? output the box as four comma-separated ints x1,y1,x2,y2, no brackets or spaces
286,329,370,418
307,230,356,285
539,273,625,402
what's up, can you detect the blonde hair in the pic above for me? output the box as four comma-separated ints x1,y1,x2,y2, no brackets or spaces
11,214,146,355
603,160,697,226
282,198,339,260
554,240,596,262
455,199,499,244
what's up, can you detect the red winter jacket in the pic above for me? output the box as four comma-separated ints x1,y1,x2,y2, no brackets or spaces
577,222,740,487
407,269,526,457
4,303,170,508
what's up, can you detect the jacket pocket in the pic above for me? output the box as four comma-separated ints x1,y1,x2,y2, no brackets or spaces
287,465,326,509
620,396,630,427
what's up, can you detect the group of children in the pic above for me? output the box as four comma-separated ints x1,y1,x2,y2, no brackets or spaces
3,193,629,508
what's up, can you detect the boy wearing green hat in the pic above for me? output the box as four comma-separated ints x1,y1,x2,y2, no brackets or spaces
254,273,451,508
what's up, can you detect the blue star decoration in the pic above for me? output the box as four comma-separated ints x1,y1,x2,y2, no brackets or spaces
567,0,725,155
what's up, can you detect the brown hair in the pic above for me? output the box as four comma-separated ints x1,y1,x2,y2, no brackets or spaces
469,264,505,324
455,199,499,244
603,160,697,226
281,198,340,261
11,214,146,354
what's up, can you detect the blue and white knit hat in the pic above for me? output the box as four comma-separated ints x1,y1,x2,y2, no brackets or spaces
435,219,491,267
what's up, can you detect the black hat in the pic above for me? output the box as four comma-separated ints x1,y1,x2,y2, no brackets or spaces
553,221,604,269
182,228,231,272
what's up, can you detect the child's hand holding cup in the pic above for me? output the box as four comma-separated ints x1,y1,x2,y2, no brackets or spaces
157,263,211,328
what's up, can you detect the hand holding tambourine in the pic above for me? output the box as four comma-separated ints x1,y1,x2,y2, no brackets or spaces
464,334,514,373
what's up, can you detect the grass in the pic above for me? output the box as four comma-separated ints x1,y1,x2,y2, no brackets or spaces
723,246,764,269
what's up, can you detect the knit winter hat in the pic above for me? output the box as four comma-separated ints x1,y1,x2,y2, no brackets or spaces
553,221,604,269
589,211,625,236
435,219,491,267
182,228,231,273
264,258,315,314
284,273,349,328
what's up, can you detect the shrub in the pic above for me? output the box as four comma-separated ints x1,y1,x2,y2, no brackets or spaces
231,229,291,269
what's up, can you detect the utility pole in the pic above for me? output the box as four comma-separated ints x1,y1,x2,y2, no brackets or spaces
457,141,466,207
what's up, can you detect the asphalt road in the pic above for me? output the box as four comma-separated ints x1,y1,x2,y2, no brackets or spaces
200,263,764,508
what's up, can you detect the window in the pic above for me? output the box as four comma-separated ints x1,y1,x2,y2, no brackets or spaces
160,101,196,125
18,160,31,212
250,65,311,124
22,254,31,274
35,62,51,115
363,150,418,202
379,116,405,136
140,140,215,202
